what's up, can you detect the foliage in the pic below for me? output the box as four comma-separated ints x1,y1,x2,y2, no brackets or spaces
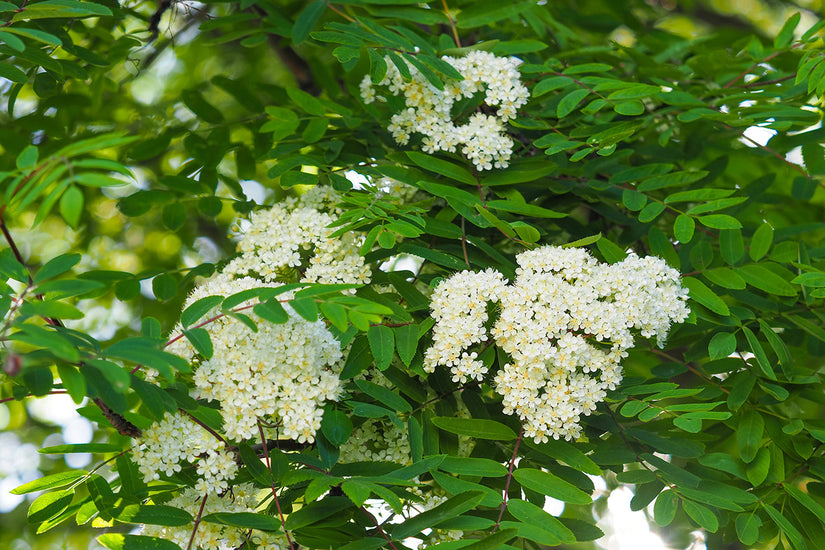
2,1,825,550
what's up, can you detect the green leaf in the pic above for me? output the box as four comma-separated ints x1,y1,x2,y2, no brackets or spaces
461,529,519,550
27,490,73,524
33,253,81,284
485,200,566,218
792,272,825,287
682,500,719,532
736,513,762,545
285,496,353,530
321,408,353,446
674,214,695,243
653,490,679,526
557,88,590,118
148,273,175,302
682,276,729,316
0,62,27,83
202,512,283,531
98,534,182,550
708,332,736,360
238,442,272,486
764,504,807,550
406,151,475,185
719,229,744,265
507,499,575,542
183,327,213,359
392,492,484,539
368,48,387,82
181,296,223,327
59,185,84,229
737,409,764,463
367,324,394,370
775,12,801,48
742,326,775,380
736,264,797,297
785,314,825,343
11,325,78,362
637,202,665,223
14,0,111,20
431,417,516,440
2,27,62,45
698,214,742,229
12,471,87,495
40,443,122,454
355,379,410,413
622,188,647,211
73,173,128,188
750,223,774,261
785,483,825,526
115,505,193,526
439,457,508,478
394,323,419,366
637,170,708,192
181,89,224,123
512,468,592,505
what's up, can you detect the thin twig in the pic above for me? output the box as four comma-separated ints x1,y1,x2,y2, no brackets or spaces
461,217,471,267
723,51,783,89
326,2,355,22
494,424,523,530
441,0,461,47
361,506,401,550
186,493,209,550
181,408,227,445
257,420,296,550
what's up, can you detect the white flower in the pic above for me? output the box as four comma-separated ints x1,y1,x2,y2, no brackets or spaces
424,245,689,442
360,51,530,171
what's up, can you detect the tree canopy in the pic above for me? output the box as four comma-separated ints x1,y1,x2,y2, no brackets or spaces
2,1,825,550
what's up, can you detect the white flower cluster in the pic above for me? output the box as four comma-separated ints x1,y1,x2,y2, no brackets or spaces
360,50,530,171
223,187,370,287
424,269,507,384
142,484,288,550
425,246,690,442
339,419,412,465
131,411,238,495
169,275,344,443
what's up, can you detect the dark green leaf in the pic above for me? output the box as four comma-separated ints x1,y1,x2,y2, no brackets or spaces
512,468,591,505
431,417,516,440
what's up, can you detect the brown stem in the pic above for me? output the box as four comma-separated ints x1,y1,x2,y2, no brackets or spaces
494,423,523,530
186,493,209,550
257,420,296,550
326,2,355,23
461,217,471,267
361,506,400,550
0,389,67,404
723,51,783,89
441,0,461,47
181,408,227,444
93,397,142,438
